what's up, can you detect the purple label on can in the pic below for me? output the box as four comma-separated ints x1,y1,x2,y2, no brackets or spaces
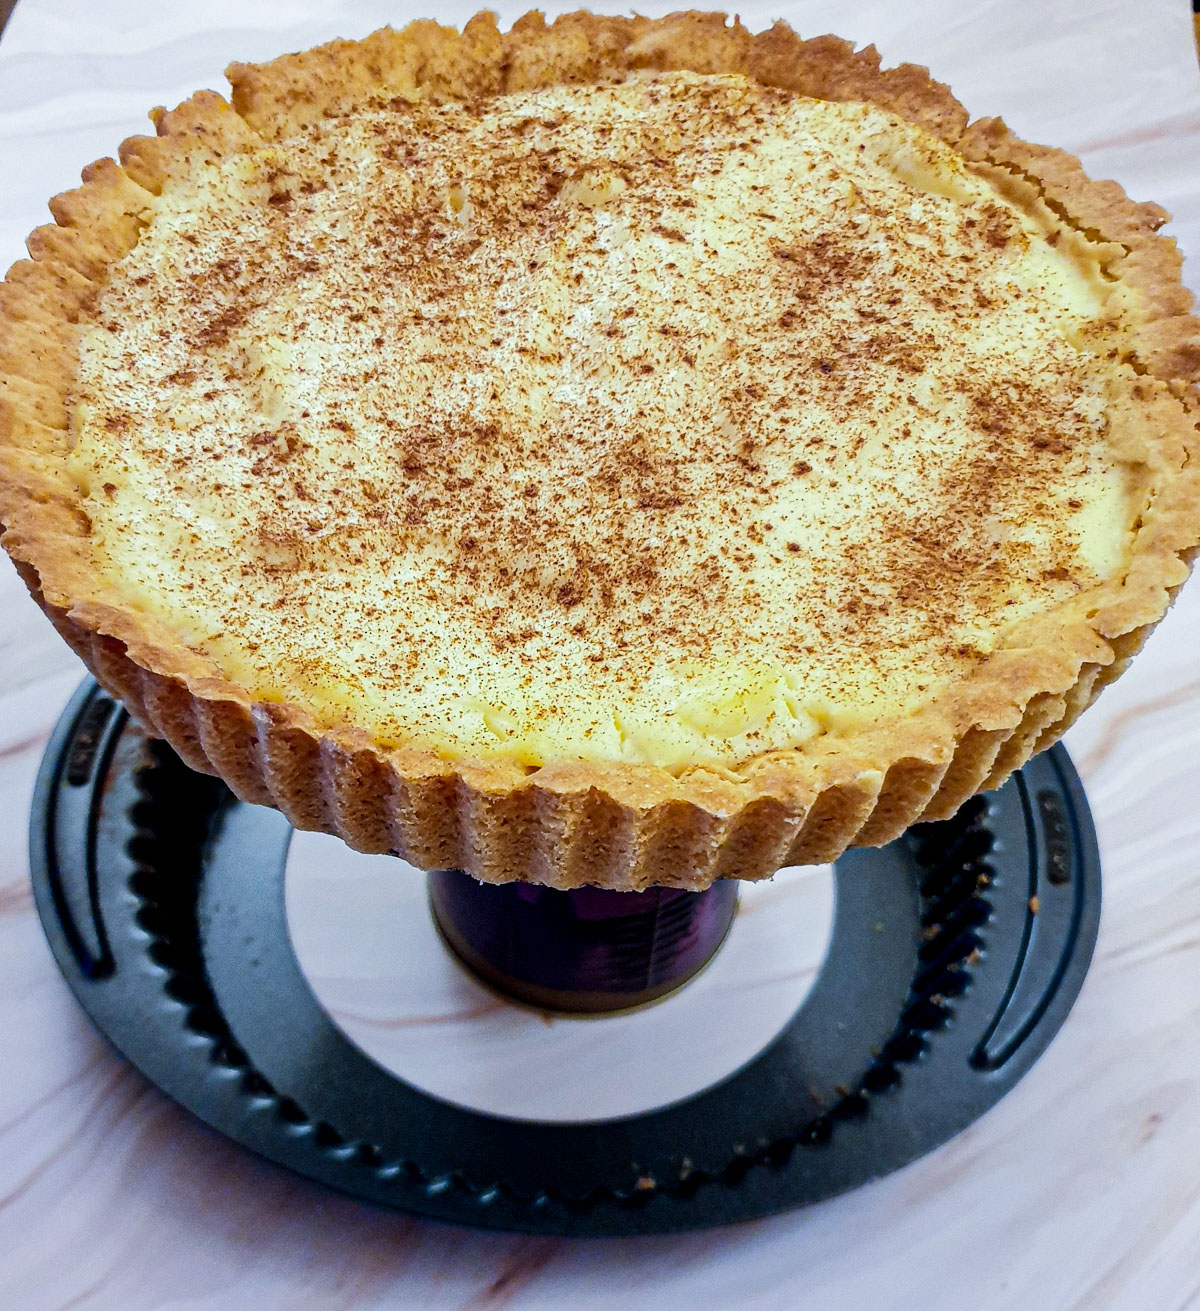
428,872,738,1013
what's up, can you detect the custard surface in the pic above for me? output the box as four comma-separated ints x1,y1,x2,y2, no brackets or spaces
70,72,1135,768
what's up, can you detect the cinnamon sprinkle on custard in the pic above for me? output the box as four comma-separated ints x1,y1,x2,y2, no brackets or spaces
70,71,1141,769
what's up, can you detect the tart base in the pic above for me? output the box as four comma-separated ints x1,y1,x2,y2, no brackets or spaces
30,677,1102,1232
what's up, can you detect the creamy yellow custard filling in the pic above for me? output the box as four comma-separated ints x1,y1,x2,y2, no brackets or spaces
70,72,1140,770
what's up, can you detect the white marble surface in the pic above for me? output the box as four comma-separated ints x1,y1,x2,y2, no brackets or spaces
1,1,1200,1307
287,838,836,1122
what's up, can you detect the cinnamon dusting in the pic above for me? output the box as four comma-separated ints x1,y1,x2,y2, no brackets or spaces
70,71,1134,768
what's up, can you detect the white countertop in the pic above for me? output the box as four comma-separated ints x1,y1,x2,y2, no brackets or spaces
1,2,1200,1307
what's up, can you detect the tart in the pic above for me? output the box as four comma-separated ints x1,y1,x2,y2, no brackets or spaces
1,10,1198,889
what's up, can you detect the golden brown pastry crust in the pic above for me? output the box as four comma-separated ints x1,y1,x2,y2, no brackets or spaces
2,10,1198,889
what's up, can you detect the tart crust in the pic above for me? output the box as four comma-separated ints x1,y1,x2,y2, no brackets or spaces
2,10,1198,889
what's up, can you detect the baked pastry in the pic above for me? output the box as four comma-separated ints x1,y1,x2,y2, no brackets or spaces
2,11,1198,889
